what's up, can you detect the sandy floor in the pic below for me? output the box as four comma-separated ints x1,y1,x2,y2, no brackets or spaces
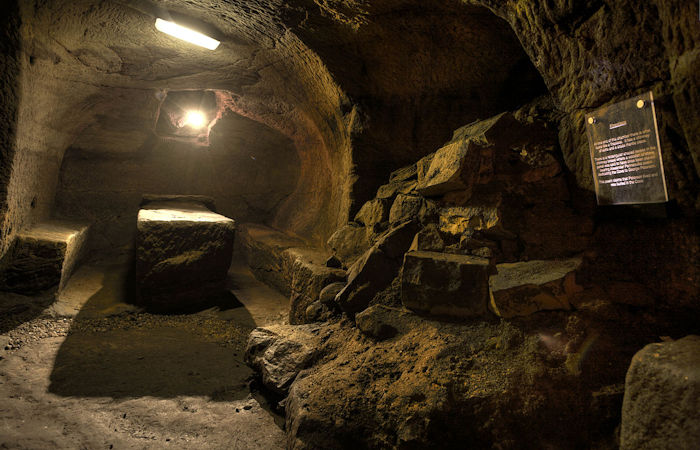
0,259,289,449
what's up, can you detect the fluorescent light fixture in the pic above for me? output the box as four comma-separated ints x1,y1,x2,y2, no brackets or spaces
155,18,220,50
184,111,206,128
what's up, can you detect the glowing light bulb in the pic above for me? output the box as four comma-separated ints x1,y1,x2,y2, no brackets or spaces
155,18,220,50
184,111,206,128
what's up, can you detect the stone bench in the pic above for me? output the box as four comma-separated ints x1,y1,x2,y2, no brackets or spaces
135,197,235,312
0,220,89,294
237,223,346,323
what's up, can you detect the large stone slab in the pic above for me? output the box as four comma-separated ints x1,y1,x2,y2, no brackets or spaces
336,221,420,314
415,113,516,197
0,220,89,294
621,335,700,449
136,200,235,311
488,258,582,318
401,251,490,319
141,194,218,212
334,246,396,314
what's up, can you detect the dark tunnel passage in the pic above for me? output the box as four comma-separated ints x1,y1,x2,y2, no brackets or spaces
0,0,698,449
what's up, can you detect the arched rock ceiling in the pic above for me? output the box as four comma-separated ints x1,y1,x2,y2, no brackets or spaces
9,0,545,248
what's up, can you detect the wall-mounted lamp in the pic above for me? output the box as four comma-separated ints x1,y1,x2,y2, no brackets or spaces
184,111,206,128
155,18,220,50
154,90,218,146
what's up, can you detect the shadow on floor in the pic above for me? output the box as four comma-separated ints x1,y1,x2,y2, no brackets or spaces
0,290,56,334
48,258,260,400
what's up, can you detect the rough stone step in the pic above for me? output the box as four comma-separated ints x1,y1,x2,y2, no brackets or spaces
237,223,306,295
136,198,235,312
0,220,89,294
237,223,346,323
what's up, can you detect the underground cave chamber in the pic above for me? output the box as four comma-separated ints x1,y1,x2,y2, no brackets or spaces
0,0,698,449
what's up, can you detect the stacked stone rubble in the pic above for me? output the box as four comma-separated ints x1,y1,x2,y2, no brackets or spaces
325,110,593,320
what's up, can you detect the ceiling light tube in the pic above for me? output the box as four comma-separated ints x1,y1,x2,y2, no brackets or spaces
155,18,220,50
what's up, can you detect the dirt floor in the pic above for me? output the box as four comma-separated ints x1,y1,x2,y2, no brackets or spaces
0,256,288,449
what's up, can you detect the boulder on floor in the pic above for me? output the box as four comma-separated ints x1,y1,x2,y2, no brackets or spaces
335,221,420,314
245,324,322,395
620,335,700,449
136,200,235,311
304,300,332,323
401,251,491,319
0,220,89,294
488,258,582,318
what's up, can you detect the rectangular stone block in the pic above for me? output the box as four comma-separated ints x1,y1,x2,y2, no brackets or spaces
488,258,582,318
136,199,235,311
621,335,700,449
401,251,490,319
0,220,89,294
